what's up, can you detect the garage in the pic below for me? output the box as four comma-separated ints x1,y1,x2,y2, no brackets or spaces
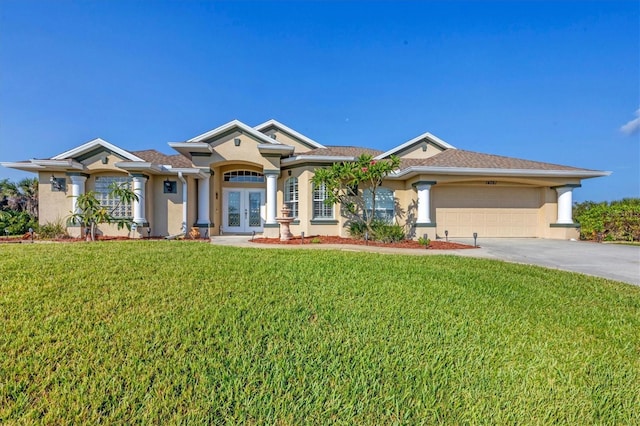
433,185,542,238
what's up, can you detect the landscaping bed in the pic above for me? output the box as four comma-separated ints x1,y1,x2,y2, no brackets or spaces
252,235,476,249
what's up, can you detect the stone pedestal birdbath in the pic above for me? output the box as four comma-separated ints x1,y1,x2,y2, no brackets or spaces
276,205,294,241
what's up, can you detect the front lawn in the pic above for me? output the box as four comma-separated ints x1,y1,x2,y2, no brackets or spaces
1,242,638,424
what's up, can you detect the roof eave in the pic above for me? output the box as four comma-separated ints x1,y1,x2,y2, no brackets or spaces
388,166,612,180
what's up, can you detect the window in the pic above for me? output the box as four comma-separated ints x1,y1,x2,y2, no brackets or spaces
313,183,333,219
95,176,132,218
223,170,265,183
284,177,298,218
364,188,395,223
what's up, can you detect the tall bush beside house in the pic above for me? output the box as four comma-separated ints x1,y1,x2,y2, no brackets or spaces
312,154,403,242
574,198,640,241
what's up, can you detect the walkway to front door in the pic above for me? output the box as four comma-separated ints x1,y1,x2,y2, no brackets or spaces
222,188,265,234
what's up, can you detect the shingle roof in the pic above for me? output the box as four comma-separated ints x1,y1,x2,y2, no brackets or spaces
398,149,593,171
132,150,192,168
302,146,384,157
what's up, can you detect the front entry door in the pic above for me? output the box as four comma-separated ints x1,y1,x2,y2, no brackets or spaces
222,189,265,233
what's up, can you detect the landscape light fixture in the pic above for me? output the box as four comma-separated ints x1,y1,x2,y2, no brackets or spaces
29,227,34,242
147,227,151,238
300,231,304,244
423,233,428,250
234,138,241,147
251,230,256,241
473,232,478,247
444,230,449,242
4,228,9,239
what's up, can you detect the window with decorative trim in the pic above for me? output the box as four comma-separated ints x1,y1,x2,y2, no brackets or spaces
284,177,299,218
312,183,333,219
223,170,265,183
364,188,395,223
95,176,132,218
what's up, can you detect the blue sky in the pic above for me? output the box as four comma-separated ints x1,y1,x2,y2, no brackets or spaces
1,0,638,201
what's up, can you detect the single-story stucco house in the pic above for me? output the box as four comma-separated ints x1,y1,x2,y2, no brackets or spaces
2,119,610,240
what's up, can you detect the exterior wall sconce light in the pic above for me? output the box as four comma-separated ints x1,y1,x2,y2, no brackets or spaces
288,170,292,176
234,138,241,147
473,232,478,247
50,175,64,191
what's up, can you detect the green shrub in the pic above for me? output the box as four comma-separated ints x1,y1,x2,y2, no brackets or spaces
418,236,431,246
574,198,640,241
0,210,37,235
38,220,69,239
349,220,406,242
371,220,405,243
347,221,366,239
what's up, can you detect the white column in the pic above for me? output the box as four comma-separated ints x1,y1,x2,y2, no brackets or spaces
69,175,87,217
555,186,575,224
197,172,211,225
416,182,433,223
265,171,279,225
132,175,148,224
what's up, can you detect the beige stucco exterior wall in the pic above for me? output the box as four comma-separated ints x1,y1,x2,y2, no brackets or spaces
38,172,71,226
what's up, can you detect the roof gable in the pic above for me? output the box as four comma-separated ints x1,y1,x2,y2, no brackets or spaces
51,138,144,162
374,132,456,160
187,119,280,146
254,119,326,149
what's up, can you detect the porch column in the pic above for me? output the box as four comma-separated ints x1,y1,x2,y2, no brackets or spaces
415,181,436,224
131,174,148,225
196,171,211,226
555,185,578,224
69,174,87,217
265,171,279,225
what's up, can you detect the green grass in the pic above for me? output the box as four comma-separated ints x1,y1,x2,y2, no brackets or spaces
1,241,639,424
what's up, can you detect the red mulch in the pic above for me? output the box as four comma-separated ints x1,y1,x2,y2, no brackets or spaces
252,235,476,250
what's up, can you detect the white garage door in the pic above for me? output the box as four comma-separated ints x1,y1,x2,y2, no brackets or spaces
434,186,541,238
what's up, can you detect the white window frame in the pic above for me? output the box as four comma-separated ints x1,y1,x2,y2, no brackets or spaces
312,183,333,219
284,177,299,219
364,188,395,224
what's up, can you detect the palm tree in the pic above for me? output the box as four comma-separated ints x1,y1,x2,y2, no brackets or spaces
0,177,39,218
17,178,38,218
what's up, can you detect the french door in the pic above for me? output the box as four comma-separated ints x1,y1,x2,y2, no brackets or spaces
222,188,265,233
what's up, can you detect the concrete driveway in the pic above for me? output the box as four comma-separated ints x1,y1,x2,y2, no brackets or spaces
454,238,640,286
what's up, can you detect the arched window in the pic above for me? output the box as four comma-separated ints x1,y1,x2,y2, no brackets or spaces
223,170,265,183
312,183,333,219
284,177,298,218
364,188,395,223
